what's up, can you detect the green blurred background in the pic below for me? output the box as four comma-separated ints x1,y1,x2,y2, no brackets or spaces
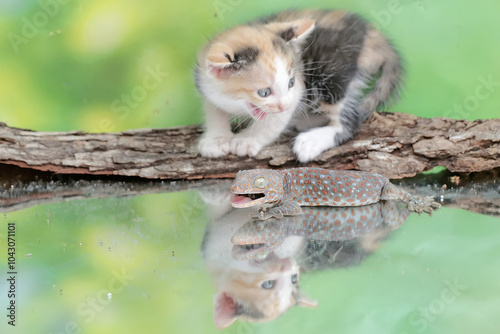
1,1,500,334
0,0,498,132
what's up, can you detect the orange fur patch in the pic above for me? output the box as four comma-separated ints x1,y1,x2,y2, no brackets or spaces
199,24,295,102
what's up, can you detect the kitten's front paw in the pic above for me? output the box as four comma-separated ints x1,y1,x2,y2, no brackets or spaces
230,136,264,157
198,135,233,158
293,130,334,163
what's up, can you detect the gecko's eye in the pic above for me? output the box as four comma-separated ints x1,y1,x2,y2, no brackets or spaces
254,177,267,189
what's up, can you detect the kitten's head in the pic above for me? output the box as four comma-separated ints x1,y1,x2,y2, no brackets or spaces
198,20,315,120
213,256,317,329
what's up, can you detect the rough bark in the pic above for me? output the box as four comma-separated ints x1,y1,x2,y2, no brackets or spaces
0,112,499,180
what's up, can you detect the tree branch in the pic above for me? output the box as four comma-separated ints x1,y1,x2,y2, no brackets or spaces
1,112,499,180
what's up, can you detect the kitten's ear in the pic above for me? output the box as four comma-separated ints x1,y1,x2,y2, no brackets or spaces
205,43,260,79
205,43,238,79
275,20,315,43
214,292,238,329
296,294,318,308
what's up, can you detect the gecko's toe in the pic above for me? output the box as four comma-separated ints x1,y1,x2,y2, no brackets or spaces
256,221,266,230
408,196,441,215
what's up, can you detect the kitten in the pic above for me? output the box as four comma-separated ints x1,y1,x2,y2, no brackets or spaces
201,200,316,329
195,9,403,162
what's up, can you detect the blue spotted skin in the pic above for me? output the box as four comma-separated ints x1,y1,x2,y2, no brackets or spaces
230,168,440,219
231,201,410,260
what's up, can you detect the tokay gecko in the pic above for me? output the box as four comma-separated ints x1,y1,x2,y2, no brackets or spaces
230,168,441,220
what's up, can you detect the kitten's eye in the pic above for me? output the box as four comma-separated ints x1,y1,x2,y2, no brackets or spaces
254,177,267,189
291,274,298,284
261,280,275,289
288,77,295,89
257,88,271,98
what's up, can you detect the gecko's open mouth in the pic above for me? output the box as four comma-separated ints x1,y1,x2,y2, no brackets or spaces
231,192,265,206
231,243,270,261
240,243,265,250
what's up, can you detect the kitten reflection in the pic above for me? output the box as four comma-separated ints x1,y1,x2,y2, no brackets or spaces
202,207,316,329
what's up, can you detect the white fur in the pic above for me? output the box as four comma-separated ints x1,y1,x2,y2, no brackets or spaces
268,260,300,314
198,135,233,158
230,110,294,156
292,73,369,162
272,56,292,111
199,75,248,115
293,124,343,163
230,56,305,157
199,55,305,158
203,207,265,274
197,100,235,158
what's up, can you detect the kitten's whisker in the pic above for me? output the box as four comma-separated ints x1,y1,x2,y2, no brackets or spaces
233,117,248,129
302,65,328,71
299,98,321,108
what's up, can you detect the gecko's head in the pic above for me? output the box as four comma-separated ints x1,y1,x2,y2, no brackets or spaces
230,169,285,208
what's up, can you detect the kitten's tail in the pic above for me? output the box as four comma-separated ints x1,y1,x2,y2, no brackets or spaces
358,27,404,116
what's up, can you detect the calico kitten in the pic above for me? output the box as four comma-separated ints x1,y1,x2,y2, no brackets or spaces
201,199,316,329
195,9,402,162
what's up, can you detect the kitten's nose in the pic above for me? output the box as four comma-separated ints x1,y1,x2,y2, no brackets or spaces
278,101,290,112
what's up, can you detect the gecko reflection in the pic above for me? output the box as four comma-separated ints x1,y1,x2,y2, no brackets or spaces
231,201,409,262
201,189,410,329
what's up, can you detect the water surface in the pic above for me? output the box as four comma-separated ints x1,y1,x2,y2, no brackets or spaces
1,173,499,334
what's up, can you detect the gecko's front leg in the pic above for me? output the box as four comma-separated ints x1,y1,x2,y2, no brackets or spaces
407,196,442,214
251,200,303,220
